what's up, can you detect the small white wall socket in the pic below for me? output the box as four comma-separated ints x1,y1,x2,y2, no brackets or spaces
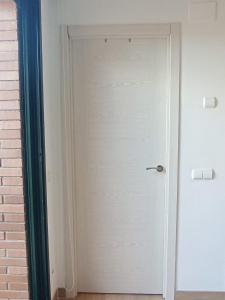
203,97,217,109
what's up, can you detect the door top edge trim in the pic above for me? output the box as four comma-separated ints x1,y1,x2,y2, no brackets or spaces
67,23,180,40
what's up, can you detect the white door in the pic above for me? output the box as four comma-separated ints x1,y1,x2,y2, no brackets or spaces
72,36,169,294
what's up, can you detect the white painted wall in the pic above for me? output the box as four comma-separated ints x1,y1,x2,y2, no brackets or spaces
41,0,65,297
56,0,225,292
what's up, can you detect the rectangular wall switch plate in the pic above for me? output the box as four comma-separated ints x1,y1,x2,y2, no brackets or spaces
203,97,217,108
192,168,214,180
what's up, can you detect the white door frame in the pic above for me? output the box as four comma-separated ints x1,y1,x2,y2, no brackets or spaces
61,23,180,300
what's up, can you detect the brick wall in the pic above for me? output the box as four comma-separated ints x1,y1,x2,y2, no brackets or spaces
0,1,29,299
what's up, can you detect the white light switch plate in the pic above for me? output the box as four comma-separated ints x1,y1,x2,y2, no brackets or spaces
192,168,214,180
203,97,217,109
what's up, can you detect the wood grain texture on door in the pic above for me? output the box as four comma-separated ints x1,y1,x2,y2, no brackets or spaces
72,37,169,294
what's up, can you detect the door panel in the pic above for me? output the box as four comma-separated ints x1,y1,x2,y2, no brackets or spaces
72,38,168,294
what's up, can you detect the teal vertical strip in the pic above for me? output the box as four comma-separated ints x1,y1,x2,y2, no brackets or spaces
15,0,51,299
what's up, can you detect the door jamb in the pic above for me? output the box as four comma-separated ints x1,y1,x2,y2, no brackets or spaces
61,23,181,300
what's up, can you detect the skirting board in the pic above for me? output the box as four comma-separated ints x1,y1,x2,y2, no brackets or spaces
53,288,75,300
52,291,58,300
54,290,225,300
176,292,225,300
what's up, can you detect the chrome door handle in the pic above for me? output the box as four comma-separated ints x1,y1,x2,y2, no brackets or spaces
146,165,164,172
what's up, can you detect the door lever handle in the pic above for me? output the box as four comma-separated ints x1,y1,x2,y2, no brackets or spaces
146,165,164,172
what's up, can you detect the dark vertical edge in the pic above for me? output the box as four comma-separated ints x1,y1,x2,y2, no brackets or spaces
15,0,51,299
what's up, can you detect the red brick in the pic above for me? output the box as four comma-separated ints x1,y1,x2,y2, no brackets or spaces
6,232,25,241
6,249,26,258
0,241,25,249
0,51,18,61
3,196,24,205
0,274,27,283
0,3,28,297
0,282,7,290
0,30,17,41
0,121,21,130
0,168,22,176
0,205,24,213
0,130,20,139
2,158,22,167
0,290,29,299
0,21,17,31
0,61,18,71
0,81,19,91
0,258,27,267
0,71,19,81
0,101,20,110
8,282,28,291
0,186,23,195
0,41,18,51
12,289,29,297
0,223,25,232
0,111,20,120
0,91,19,101
3,214,24,223
2,177,23,186
0,149,22,158
7,266,28,275
0,266,7,274
0,139,21,148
